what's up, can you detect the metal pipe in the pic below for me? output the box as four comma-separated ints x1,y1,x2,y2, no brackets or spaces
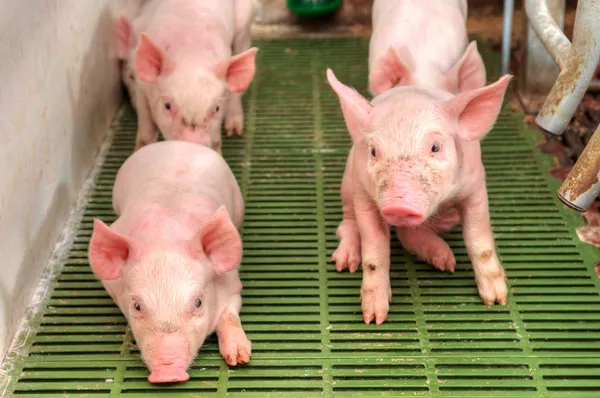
501,0,515,75
535,0,600,136
516,0,565,114
558,124,600,211
525,0,571,70
588,79,600,92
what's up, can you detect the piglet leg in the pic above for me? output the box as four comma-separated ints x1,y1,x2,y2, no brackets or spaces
396,227,456,272
459,187,508,305
331,158,362,272
134,90,159,151
225,0,253,137
355,192,392,325
216,294,252,366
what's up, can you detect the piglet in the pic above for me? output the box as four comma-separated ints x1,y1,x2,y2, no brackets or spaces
88,140,250,383
369,0,486,96
126,0,257,153
327,68,512,325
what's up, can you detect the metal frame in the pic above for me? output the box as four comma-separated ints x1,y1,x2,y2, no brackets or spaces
530,0,600,136
520,0,600,211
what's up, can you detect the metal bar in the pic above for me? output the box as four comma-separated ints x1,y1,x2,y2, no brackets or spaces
501,0,515,75
558,124,600,211
525,0,571,69
516,0,565,114
535,0,600,135
588,79,600,92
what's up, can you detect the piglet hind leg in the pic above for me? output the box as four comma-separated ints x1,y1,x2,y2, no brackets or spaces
355,195,392,325
460,188,508,305
396,227,456,273
216,295,252,366
331,162,362,272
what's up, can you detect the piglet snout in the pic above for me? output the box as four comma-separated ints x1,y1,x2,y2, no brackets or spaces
148,365,190,383
381,196,425,227
146,333,191,384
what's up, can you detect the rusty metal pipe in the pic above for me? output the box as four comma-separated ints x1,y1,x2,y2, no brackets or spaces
525,0,571,69
558,124,600,211
535,0,600,136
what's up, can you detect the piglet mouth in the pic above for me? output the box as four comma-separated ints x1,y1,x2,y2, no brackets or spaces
148,364,190,384
381,198,426,227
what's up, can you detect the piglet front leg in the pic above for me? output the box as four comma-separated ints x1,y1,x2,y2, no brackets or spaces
459,187,508,305
225,1,253,137
355,193,392,325
216,294,252,366
331,158,362,272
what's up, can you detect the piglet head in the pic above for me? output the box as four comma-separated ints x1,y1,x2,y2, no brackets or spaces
369,41,486,95
134,33,258,147
328,68,512,227
88,207,242,383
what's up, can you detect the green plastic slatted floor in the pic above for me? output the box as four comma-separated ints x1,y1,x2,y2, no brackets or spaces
3,37,600,397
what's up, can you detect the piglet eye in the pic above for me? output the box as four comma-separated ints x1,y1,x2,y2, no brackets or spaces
194,297,202,309
133,302,141,312
431,142,441,153
370,147,377,158
214,105,220,113
165,102,171,111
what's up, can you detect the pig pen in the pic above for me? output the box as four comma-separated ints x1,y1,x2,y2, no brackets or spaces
2,34,600,398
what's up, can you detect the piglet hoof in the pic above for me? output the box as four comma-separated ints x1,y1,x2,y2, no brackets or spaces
430,247,456,273
360,282,392,325
476,268,508,305
397,228,455,272
220,335,252,367
331,240,361,273
225,114,244,137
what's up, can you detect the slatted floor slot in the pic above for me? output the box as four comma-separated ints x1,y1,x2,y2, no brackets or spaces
2,37,600,397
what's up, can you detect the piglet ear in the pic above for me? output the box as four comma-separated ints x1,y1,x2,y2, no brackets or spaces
89,219,133,280
216,47,258,93
135,33,173,83
114,16,133,59
191,207,242,273
326,68,373,143
445,74,512,141
369,47,411,95
446,41,487,93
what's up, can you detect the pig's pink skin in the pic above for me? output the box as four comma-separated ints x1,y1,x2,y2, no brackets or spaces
131,0,256,155
327,69,512,324
368,0,486,96
88,141,251,383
